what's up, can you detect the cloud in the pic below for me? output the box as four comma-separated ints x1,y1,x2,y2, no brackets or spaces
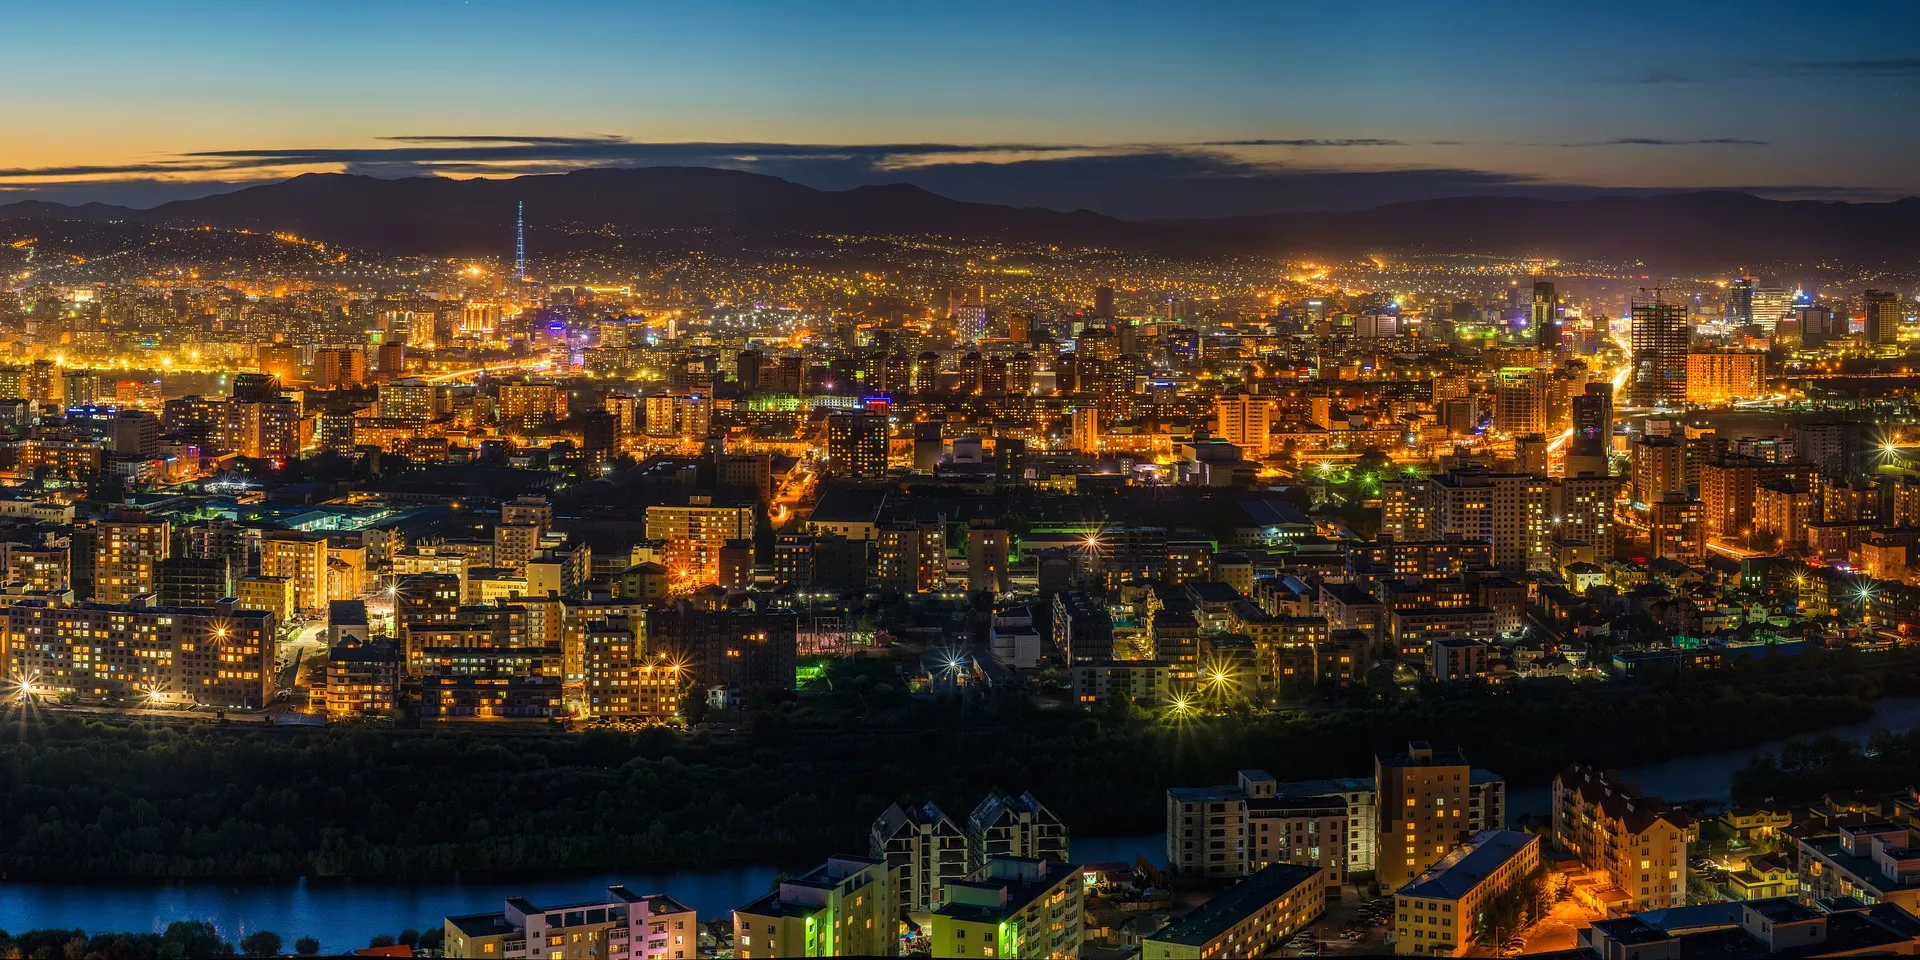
1636,57,1920,83
1195,139,1408,147
1556,137,1768,147
0,134,1905,217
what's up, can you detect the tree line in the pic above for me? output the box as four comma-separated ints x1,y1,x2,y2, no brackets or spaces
0,663,1902,882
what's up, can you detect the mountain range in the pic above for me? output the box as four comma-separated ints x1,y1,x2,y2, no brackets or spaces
3,167,1918,269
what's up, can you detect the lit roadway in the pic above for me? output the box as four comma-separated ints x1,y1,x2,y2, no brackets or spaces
423,357,553,383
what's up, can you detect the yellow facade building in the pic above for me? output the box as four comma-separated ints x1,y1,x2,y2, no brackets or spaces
733,855,896,958
929,858,1083,960
1392,829,1541,957
1142,863,1324,960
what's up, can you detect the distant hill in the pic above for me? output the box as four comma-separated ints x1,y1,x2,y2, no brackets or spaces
0,199,142,222
1181,192,1920,267
133,167,1145,256
5,169,1919,268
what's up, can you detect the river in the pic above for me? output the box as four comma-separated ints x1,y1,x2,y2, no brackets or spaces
5,696,1919,952
0,836,1164,952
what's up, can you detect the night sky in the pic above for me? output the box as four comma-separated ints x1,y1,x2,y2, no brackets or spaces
3,0,1917,216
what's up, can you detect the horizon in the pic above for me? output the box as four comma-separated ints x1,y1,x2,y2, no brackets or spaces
9,166,1920,223
4,1,1919,216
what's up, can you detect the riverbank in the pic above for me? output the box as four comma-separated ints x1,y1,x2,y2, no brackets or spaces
9,690,1920,951
0,833,1167,954
2,662,1907,884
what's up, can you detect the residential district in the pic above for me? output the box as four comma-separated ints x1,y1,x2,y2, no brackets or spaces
3,237,1920,957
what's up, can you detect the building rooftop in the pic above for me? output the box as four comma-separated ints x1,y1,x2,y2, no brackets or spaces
1145,863,1321,947
932,858,1081,925
445,912,515,939
1398,830,1538,901
1377,741,1471,769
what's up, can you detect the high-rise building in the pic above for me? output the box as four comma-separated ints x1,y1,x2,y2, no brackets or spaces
1631,437,1686,505
1093,286,1115,319
1553,474,1619,558
1684,351,1766,404
966,520,1011,596
1865,289,1903,345
1214,395,1274,458
645,502,755,586
1648,498,1705,565
1750,286,1792,332
109,409,162,458
826,412,888,479
1166,770,1374,881
1070,406,1100,454
1375,743,1507,893
1567,382,1613,478
1427,470,1551,573
1700,455,1814,543
378,379,436,422
259,530,332,614
1788,302,1837,348
1725,276,1755,325
94,511,170,603
1793,421,1872,480
230,372,281,403
1494,367,1548,436
876,518,947,594
155,556,232,607
954,300,989,344
312,347,366,390
1530,281,1559,350
1629,301,1689,408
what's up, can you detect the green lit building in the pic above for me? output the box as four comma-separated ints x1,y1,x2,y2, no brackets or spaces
929,857,1084,960
733,854,897,958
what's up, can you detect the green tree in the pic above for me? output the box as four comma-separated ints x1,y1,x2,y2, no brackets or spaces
161,921,232,959
240,930,283,957
293,937,320,957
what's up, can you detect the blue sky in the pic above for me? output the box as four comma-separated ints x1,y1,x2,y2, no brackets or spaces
2,0,1917,214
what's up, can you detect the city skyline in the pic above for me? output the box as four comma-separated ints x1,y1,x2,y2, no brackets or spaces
4,1,1920,213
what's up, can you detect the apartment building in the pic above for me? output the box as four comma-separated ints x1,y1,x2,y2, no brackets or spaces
444,887,695,960
1551,763,1690,912
322,635,399,718
967,791,1070,873
870,801,969,916
929,858,1084,960
1392,830,1541,957
644,500,755,585
94,511,169,603
1796,822,1920,913
1166,770,1370,884
580,618,682,722
733,855,896,959
1142,863,1325,960
259,530,332,614
1377,743,1507,892
5,596,273,709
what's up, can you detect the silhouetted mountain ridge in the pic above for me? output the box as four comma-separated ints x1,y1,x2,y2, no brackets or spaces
4,168,1919,268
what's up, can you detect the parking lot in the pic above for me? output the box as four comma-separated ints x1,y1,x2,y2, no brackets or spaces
1276,890,1394,956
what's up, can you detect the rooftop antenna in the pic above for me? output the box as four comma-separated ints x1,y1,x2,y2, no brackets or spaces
514,200,526,283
